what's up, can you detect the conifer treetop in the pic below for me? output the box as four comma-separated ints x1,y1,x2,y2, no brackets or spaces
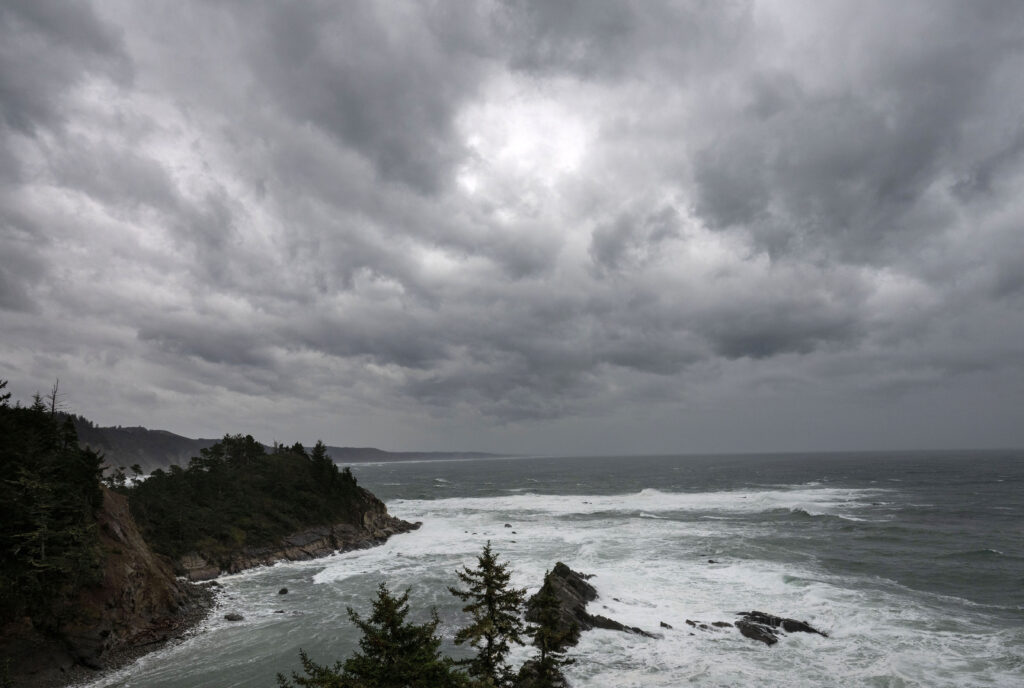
449,541,527,688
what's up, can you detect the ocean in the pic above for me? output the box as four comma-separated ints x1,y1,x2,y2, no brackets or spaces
82,451,1024,687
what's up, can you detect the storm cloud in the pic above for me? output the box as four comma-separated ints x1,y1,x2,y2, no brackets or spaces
2,0,1023,454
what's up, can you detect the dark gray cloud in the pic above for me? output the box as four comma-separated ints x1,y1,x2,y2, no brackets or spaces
0,0,129,133
1,0,1023,453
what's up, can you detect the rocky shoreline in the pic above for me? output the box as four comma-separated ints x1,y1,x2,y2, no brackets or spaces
40,584,216,688
6,490,418,688
5,491,216,688
178,509,421,581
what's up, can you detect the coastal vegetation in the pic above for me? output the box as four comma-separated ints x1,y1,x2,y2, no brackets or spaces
0,380,574,686
449,542,528,687
0,380,105,633
123,435,365,565
0,380,417,685
278,583,467,688
280,543,571,688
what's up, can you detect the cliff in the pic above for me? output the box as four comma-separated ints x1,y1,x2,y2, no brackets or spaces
179,488,420,580
1,489,212,688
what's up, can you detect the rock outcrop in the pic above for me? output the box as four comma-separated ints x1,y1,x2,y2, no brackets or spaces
178,497,420,581
1,489,213,687
523,564,828,653
524,562,657,651
516,659,570,688
734,610,828,646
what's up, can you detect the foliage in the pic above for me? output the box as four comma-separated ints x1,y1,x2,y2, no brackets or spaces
278,583,466,688
126,437,367,566
448,542,527,687
0,381,104,628
523,575,574,687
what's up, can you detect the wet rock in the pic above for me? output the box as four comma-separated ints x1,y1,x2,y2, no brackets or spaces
660,621,673,629
278,587,288,595
178,499,420,581
708,559,718,563
505,523,512,528
224,613,244,621
686,618,733,633
734,611,828,646
516,658,568,688
736,619,778,645
525,562,656,651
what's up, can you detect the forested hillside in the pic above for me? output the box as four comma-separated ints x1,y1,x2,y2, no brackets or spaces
69,417,217,474
126,436,392,570
0,382,105,633
67,416,500,477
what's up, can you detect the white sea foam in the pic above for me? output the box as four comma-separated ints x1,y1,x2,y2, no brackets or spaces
81,484,1023,688
389,485,887,522
363,487,1021,687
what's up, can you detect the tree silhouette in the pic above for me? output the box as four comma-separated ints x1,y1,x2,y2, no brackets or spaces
521,573,574,688
278,582,465,688
449,542,527,687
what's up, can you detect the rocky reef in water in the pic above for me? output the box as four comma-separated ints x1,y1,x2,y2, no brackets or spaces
520,562,829,686
524,562,658,650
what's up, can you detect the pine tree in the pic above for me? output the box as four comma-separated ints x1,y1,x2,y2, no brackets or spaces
279,582,464,688
448,542,527,688
521,574,574,688
275,649,351,688
0,384,103,626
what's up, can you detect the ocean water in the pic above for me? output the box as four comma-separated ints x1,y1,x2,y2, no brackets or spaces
82,451,1024,687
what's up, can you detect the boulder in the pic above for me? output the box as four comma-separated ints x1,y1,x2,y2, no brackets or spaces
736,619,778,645
734,611,828,646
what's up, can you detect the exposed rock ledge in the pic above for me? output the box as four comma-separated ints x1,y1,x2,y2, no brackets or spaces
524,562,658,651
179,509,421,581
2,490,213,688
525,563,829,652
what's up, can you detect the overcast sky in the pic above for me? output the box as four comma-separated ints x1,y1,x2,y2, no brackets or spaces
2,0,1023,455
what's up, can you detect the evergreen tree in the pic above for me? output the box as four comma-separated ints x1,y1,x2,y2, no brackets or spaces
0,382,104,626
521,574,574,688
448,542,527,688
275,649,352,688
278,582,464,688
127,434,365,564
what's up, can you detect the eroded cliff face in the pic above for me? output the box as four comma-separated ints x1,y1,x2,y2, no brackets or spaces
179,488,420,581
2,489,211,688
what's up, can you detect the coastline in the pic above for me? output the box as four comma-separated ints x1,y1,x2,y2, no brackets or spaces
19,510,419,688
58,584,216,688
178,512,421,581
